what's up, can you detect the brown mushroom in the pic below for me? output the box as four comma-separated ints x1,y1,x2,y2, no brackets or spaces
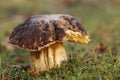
9,14,90,75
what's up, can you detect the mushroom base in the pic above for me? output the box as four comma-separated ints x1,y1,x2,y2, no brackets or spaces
30,42,68,72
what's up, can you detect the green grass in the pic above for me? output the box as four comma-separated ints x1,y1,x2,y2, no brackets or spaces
0,0,120,80
1,48,120,80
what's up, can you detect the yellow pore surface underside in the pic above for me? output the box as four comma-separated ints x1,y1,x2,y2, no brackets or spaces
66,30,90,43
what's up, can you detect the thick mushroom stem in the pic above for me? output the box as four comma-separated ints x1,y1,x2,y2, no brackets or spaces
29,42,68,71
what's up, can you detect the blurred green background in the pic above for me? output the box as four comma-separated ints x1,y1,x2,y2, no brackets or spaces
0,0,120,43
0,0,120,80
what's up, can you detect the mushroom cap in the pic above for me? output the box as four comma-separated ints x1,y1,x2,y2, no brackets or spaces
9,14,90,51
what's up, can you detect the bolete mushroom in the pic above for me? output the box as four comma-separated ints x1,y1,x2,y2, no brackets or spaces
9,14,90,75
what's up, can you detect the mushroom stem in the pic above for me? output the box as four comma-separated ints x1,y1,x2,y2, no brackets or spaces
30,42,68,71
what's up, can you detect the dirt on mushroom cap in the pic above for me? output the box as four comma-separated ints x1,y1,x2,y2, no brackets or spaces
9,14,90,51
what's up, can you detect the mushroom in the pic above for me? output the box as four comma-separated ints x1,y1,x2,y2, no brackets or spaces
9,14,90,75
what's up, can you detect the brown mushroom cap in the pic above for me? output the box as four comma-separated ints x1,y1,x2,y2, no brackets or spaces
9,14,90,51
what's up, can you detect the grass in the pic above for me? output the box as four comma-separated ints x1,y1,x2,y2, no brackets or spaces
0,0,120,80
1,49,120,80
